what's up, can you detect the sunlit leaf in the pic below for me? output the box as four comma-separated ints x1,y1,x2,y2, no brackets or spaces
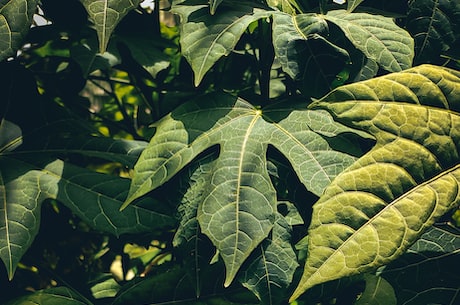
290,65,460,301
0,0,37,61
324,10,414,72
125,92,361,286
80,0,142,53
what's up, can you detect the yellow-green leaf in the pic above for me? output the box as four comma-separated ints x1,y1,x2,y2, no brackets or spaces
290,64,460,301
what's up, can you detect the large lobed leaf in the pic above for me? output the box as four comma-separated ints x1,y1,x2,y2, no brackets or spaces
80,0,142,53
0,0,37,61
124,92,361,287
290,64,460,301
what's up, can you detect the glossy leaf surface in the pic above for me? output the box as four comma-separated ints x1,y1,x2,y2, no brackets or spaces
290,65,460,301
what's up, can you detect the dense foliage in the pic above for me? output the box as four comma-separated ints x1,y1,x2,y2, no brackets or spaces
1,0,460,304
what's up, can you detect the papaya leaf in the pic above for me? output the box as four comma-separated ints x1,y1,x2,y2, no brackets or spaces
125,92,361,286
239,212,298,305
80,0,142,53
355,274,397,305
0,156,175,279
171,1,272,86
290,64,460,301
5,287,92,305
381,225,460,305
406,0,460,64
323,10,414,72
347,0,365,12
272,12,351,97
0,0,37,62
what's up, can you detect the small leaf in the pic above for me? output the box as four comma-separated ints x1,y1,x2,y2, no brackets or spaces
0,0,37,61
347,0,365,12
80,0,142,53
324,10,414,72
209,0,223,14
355,274,397,305
290,65,460,301
172,2,271,86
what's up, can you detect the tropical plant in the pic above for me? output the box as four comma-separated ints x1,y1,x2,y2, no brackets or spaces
1,0,460,305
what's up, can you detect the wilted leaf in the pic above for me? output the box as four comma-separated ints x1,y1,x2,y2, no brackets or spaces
172,2,271,86
0,0,37,61
80,0,142,53
125,92,360,286
324,10,414,72
406,0,460,64
290,64,460,301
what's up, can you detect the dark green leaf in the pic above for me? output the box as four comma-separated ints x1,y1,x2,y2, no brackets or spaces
382,225,460,305
80,0,142,53
0,0,37,61
5,287,92,305
406,0,460,64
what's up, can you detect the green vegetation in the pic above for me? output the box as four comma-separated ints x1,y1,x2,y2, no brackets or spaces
1,0,459,304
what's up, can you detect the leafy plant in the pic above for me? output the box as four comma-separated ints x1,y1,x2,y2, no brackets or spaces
1,0,459,305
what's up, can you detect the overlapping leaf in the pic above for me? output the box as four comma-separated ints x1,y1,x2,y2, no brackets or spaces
171,1,271,86
124,92,362,286
290,65,460,301
0,155,175,279
80,0,142,53
5,287,92,305
0,0,37,61
406,0,460,64
323,10,414,72
382,225,460,305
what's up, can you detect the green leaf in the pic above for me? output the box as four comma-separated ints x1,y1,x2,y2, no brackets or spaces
172,2,272,86
382,225,460,305
209,0,223,15
6,287,92,305
272,12,351,96
406,0,460,64
290,64,460,301
125,92,360,286
347,0,364,12
0,0,37,61
355,274,396,305
80,0,142,53
0,156,175,278
239,213,298,305
323,10,414,72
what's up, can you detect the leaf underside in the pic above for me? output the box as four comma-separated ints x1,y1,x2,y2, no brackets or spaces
290,64,460,301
